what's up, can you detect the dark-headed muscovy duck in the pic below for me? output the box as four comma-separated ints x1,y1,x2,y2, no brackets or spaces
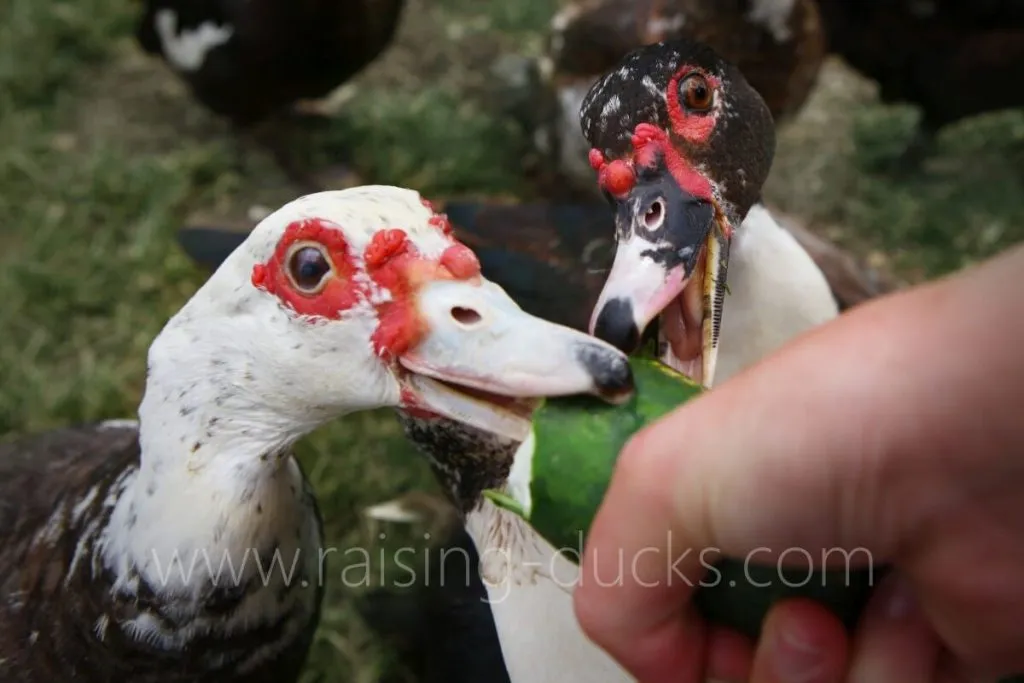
0,185,633,683
527,0,827,195
134,0,406,188
579,37,839,387
815,0,1024,166
423,36,842,683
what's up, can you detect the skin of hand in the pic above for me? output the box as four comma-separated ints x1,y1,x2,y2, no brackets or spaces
572,242,1024,683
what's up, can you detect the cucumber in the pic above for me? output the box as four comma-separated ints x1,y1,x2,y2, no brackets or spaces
484,356,879,640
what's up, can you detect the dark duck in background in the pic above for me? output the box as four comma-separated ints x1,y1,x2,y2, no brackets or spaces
134,0,406,189
815,0,1024,168
0,186,632,683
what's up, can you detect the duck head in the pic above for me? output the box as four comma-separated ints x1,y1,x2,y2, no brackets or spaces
161,186,633,451
580,39,775,387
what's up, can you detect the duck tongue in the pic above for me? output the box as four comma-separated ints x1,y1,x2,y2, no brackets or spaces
657,250,706,384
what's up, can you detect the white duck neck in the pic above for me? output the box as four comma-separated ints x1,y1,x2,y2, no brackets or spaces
97,311,321,617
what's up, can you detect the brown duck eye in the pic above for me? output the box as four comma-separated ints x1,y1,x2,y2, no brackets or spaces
287,245,333,293
680,73,713,112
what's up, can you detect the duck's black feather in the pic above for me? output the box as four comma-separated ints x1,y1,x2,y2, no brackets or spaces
816,0,1024,135
355,525,511,683
135,0,406,126
0,424,323,682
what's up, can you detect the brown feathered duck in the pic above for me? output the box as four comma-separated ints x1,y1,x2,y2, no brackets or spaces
815,0,1024,166
134,0,406,189
0,185,633,683
520,0,827,195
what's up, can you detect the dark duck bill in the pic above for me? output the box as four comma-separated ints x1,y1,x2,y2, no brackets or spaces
580,39,776,387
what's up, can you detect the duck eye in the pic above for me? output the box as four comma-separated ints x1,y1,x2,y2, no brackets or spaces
680,73,713,112
287,245,333,293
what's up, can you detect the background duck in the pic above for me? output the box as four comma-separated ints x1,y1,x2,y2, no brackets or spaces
814,0,1024,167
0,185,631,683
134,0,406,189
518,0,827,196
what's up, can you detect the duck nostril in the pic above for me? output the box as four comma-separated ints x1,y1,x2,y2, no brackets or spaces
451,306,482,325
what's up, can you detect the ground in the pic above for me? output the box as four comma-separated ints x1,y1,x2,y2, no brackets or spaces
0,0,1022,681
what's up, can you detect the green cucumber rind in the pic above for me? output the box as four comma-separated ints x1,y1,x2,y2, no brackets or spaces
529,357,703,553
519,356,880,640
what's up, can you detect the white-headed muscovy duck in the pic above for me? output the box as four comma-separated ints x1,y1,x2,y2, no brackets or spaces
0,185,632,683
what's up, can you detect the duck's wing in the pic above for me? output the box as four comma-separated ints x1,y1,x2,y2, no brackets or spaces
0,424,140,668
0,423,138,549
354,523,512,683
439,202,615,330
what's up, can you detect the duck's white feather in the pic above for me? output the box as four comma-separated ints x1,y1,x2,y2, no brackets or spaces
466,501,632,682
715,204,839,384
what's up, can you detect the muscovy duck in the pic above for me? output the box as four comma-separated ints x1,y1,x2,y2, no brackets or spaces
0,185,632,683
174,37,848,682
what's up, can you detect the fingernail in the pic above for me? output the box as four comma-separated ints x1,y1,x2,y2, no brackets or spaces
774,625,826,683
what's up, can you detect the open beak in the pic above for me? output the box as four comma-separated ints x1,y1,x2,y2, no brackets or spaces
397,278,635,442
588,176,730,387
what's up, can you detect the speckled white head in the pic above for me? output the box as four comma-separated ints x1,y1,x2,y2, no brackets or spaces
144,185,633,450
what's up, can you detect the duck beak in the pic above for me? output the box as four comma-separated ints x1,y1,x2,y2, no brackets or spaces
588,177,730,387
397,278,635,441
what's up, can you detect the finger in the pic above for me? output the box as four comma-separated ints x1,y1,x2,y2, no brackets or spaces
574,430,710,683
706,625,756,682
846,573,941,683
749,599,851,683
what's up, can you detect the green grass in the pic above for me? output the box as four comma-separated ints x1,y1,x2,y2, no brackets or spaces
0,0,1022,681
764,60,1024,280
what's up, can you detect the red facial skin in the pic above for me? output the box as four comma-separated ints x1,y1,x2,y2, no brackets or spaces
250,218,361,317
590,65,727,238
251,216,482,369
666,67,721,144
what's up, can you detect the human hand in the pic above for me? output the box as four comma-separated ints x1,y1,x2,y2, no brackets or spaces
573,243,1024,683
